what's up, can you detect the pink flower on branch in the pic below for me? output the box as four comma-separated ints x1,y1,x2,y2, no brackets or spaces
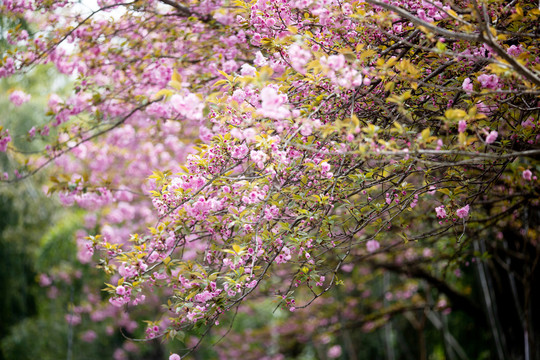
288,43,312,74
462,78,473,93
456,205,470,219
484,130,498,144
258,86,290,120
9,90,31,106
170,93,203,121
366,240,380,253
327,345,342,358
477,74,499,89
325,54,346,71
435,205,447,219
458,120,467,133
0,129,11,152
240,63,256,76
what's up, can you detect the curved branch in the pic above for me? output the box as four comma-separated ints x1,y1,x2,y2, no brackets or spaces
371,261,486,325
366,0,480,42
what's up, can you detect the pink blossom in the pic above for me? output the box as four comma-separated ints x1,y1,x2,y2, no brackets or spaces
254,51,267,66
476,101,497,115
326,54,346,71
485,130,498,144
118,263,138,278
170,93,203,121
477,74,499,89
265,18,276,27
199,126,213,142
229,128,244,140
507,45,523,57
77,238,94,263
194,290,214,303
147,251,160,263
320,161,331,172
169,354,181,360
456,204,470,219
522,117,535,128
342,3,353,15
0,130,11,152
300,122,313,136
9,90,31,106
243,128,256,142
366,240,380,253
240,63,256,76
231,89,246,103
288,44,311,73
458,120,467,133
109,296,128,307
223,59,239,73
410,194,419,208
258,86,290,120
462,78,473,93
327,345,342,358
113,349,127,360
435,205,447,218
39,274,52,287
264,205,280,220
81,330,97,343
522,169,532,181
250,150,268,169
246,280,257,288
48,93,62,112
231,143,249,159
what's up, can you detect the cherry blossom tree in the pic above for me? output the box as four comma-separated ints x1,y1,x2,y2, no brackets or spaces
2,0,539,358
